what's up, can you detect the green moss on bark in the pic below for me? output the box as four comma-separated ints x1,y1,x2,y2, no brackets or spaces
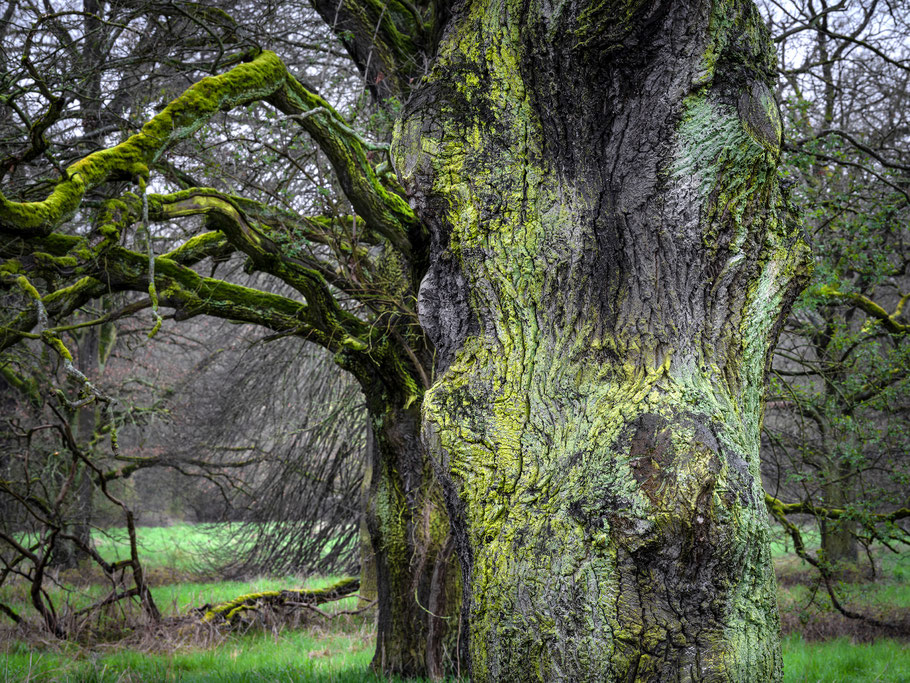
1,51,292,237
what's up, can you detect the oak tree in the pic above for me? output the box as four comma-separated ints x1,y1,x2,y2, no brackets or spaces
1,0,824,679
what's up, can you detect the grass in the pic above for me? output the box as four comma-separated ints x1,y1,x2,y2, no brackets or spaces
2,629,907,682
1,628,378,681
1,523,908,681
782,635,910,682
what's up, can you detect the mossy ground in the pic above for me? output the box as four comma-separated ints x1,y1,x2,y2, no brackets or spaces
1,524,907,681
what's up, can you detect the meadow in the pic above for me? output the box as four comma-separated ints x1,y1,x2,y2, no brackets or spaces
1,524,907,682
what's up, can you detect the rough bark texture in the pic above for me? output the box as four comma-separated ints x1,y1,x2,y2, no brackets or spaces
338,348,464,678
364,406,461,678
392,0,811,680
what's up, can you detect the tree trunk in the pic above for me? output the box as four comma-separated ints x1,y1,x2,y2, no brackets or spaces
50,326,97,570
820,456,857,565
72,325,98,559
364,400,463,678
393,0,811,680
338,331,464,678
820,516,857,566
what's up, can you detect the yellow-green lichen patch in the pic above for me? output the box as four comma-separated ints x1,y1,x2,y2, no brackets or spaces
395,0,807,679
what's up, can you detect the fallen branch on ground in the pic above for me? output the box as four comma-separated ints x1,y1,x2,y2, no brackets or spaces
201,576,360,625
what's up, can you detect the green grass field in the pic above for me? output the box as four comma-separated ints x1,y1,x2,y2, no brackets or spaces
92,523,230,574
2,627,379,682
1,523,907,682
3,629,907,682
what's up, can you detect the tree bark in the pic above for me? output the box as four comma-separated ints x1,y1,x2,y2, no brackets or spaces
362,398,463,678
393,0,811,680
338,341,464,678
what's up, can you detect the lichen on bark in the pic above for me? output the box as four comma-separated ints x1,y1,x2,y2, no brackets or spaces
393,0,810,680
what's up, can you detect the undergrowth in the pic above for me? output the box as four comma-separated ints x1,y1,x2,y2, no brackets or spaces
0,523,907,681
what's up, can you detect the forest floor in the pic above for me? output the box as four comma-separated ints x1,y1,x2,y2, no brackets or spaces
0,524,908,682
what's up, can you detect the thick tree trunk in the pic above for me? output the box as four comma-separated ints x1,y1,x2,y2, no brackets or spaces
393,0,811,680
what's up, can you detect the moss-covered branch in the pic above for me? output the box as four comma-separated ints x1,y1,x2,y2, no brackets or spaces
764,493,910,525
1,41,430,404
202,577,360,624
154,188,382,249
818,285,910,334
2,185,379,357
0,361,41,406
0,49,283,236
0,276,108,352
0,244,326,353
266,80,422,260
161,230,234,264
2,194,426,409
151,189,382,305
0,49,420,261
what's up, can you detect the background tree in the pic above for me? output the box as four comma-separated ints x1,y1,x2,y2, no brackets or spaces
759,0,910,578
